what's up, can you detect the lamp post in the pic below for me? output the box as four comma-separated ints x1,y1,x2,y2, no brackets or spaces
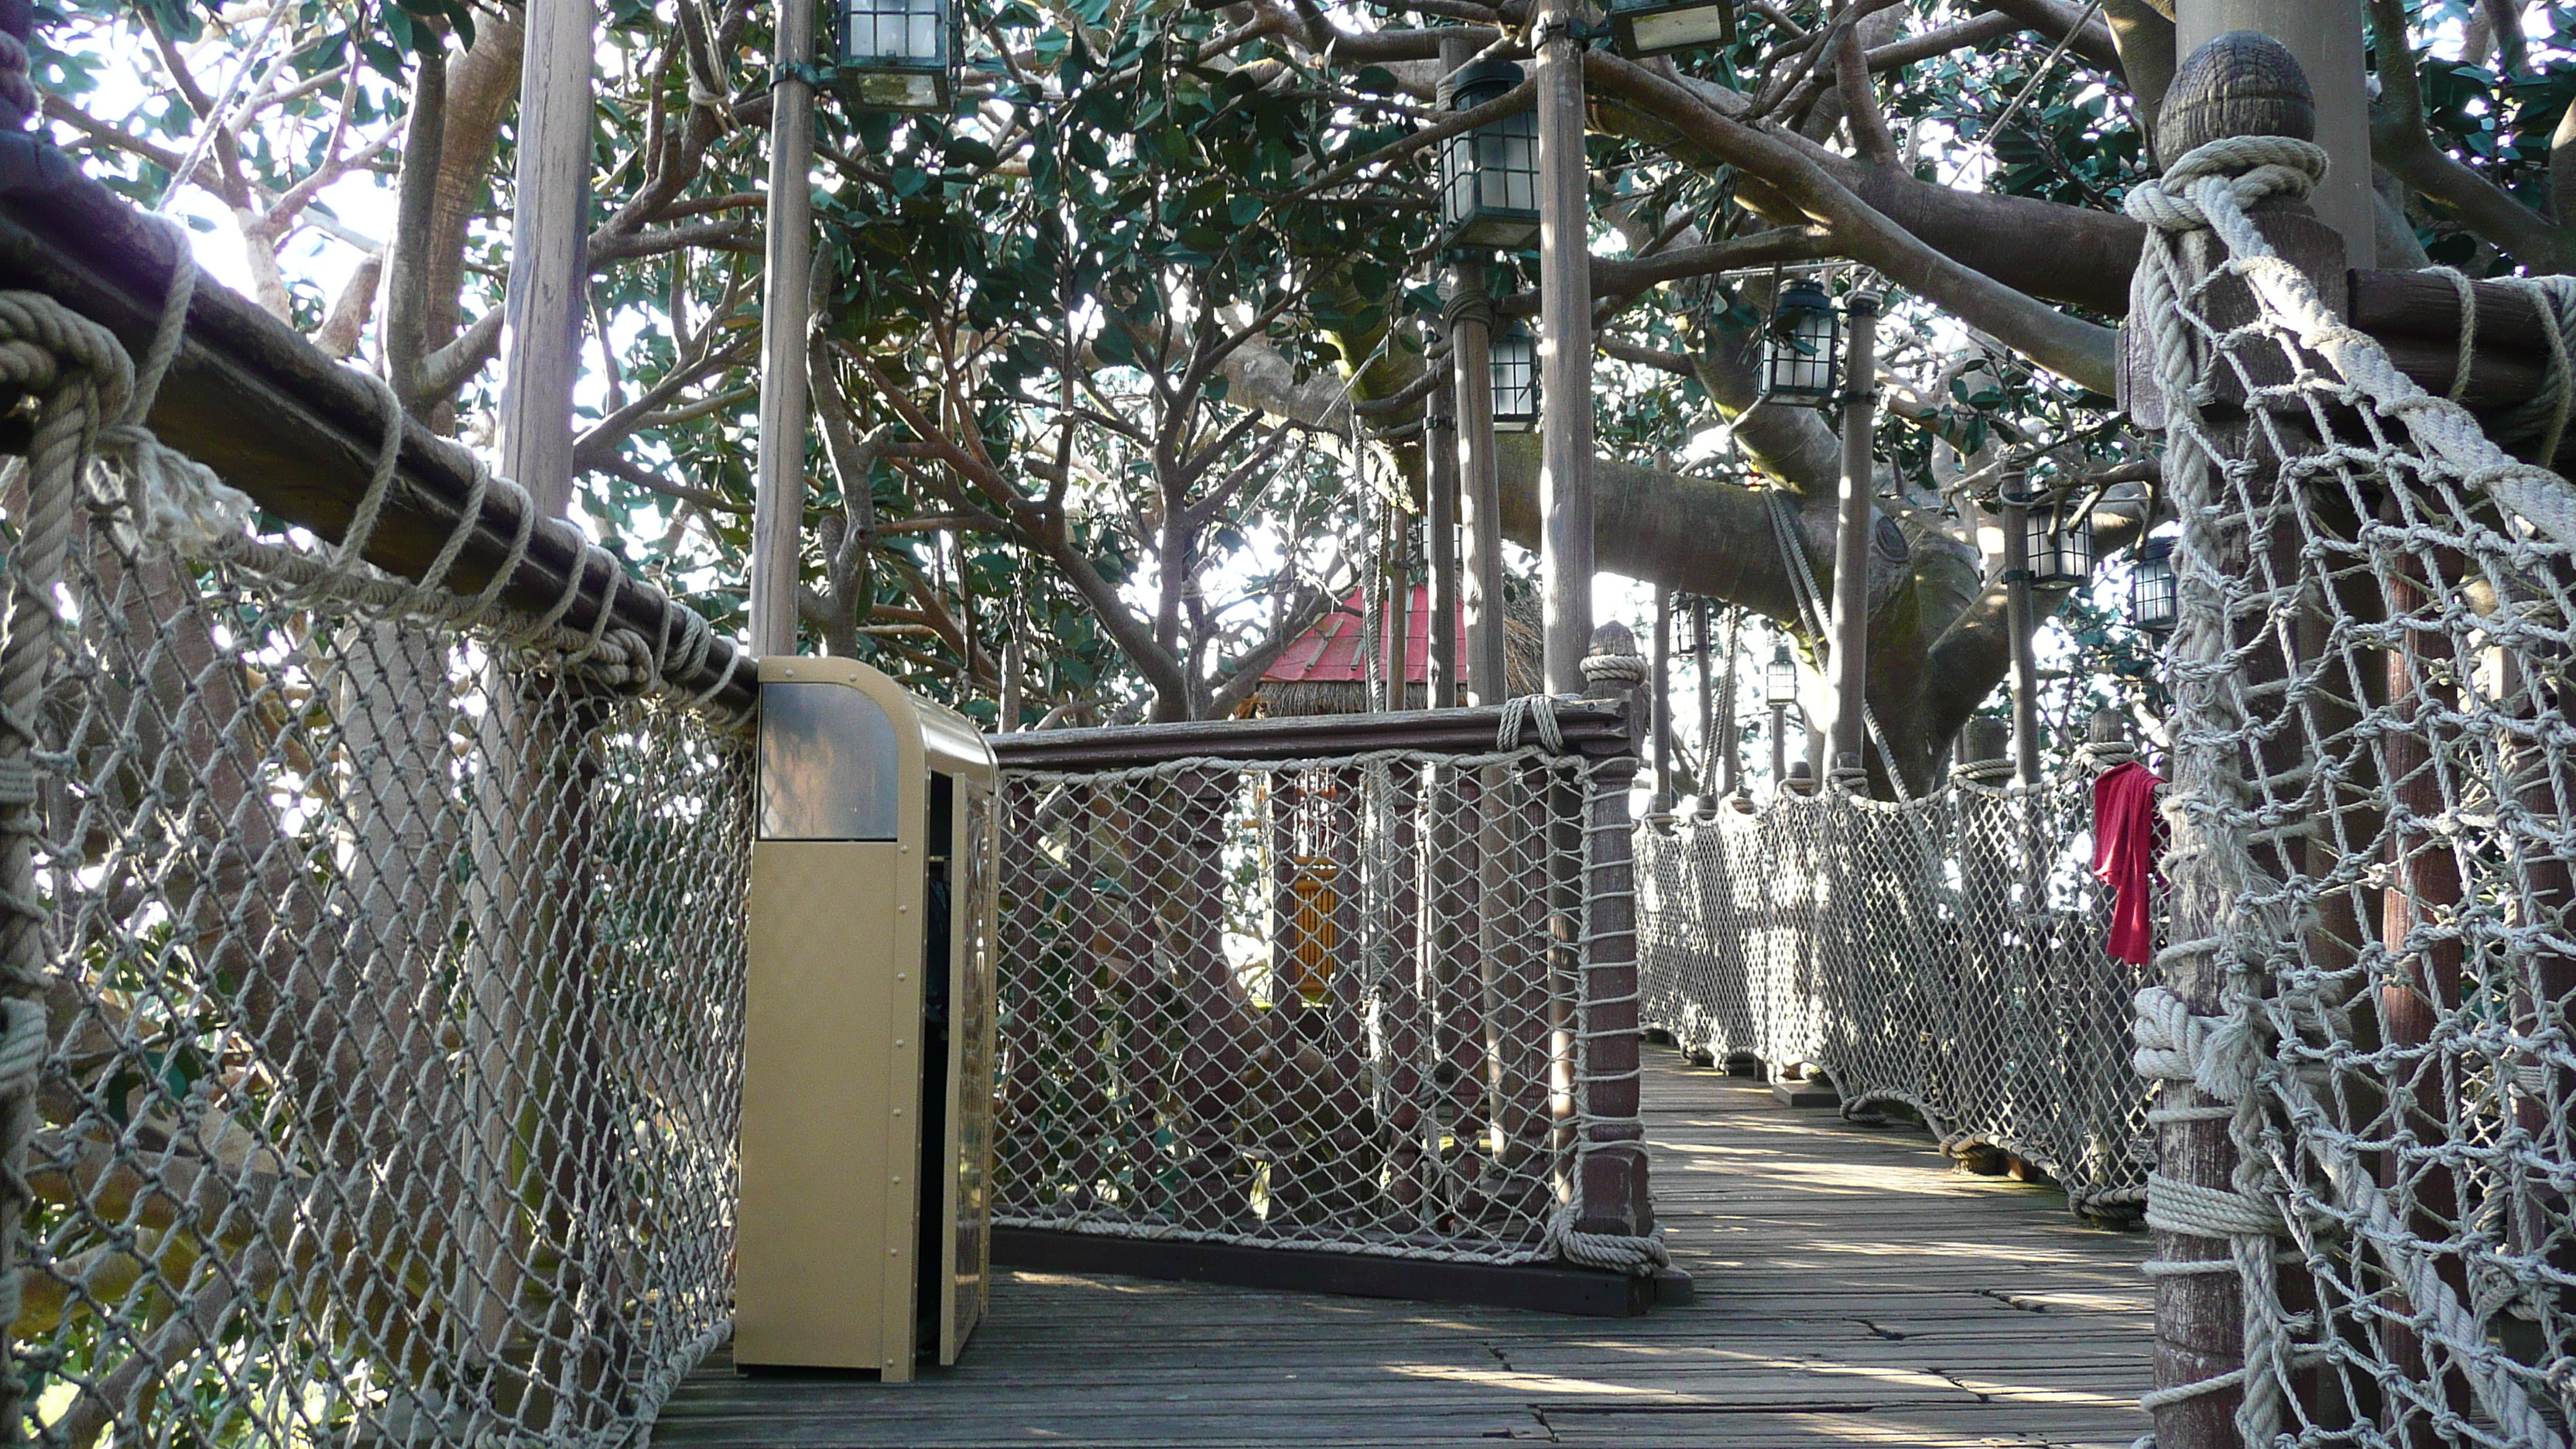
1825,291,1879,784
1534,0,1593,694
1766,642,1797,796
1440,33,1516,707
750,0,820,656
1651,586,1676,814
1427,380,1461,708
2000,474,2043,789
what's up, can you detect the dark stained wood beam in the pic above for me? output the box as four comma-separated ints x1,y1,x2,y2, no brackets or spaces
0,132,754,713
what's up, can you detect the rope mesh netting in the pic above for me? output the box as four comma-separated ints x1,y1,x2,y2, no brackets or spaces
991,745,1654,1269
0,285,752,1446
2134,134,2574,1444
1637,769,2155,1218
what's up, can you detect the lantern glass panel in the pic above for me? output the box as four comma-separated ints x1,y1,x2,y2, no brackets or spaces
1764,646,1797,706
2023,504,2093,586
2132,536,2178,634
1763,279,1838,404
1491,320,1540,431
1438,63,1540,251
1608,0,1735,56
841,0,951,110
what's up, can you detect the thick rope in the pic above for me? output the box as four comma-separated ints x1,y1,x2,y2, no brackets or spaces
0,291,134,1439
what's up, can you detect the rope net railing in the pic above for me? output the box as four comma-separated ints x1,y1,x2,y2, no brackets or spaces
1637,767,2156,1218
991,742,1658,1270
0,284,752,1446
2119,124,2576,1445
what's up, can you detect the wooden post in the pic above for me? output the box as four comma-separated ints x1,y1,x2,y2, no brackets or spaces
1710,602,1738,802
1825,294,1879,777
2146,35,2348,1448
748,0,818,657
1428,382,1461,709
1575,624,1652,1241
1651,584,1674,814
2174,1,2372,266
2001,474,2043,790
495,0,594,514
1533,0,1593,696
475,0,594,1384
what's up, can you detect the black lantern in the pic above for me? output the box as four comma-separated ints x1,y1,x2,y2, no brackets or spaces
1764,643,1797,707
838,0,954,111
2024,500,2095,587
1438,61,1540,252
1763,278,1839,406
1608,0,1735,57
1670,595,1699,655
1491,318,1540,432
2132,535,2177,635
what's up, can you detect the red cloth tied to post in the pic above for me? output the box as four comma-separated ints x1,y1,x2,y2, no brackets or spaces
2091,760,2165,965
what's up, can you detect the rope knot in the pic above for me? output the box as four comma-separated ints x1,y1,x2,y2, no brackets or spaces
2123,135,2328,234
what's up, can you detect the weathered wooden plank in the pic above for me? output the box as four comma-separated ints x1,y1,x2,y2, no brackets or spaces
649,1052,2152,1449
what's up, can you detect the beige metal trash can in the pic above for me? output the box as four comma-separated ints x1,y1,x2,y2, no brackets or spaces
736,656,999,1379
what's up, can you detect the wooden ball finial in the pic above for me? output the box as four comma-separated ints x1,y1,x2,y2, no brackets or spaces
2157,29,2314,162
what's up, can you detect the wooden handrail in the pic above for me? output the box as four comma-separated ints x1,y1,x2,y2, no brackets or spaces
989,699,1638,770
0,133,755,713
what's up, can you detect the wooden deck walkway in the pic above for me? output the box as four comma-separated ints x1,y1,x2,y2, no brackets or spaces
651,1051,2153,1447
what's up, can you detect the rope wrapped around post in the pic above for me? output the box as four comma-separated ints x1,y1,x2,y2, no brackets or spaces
2124,53,2574,1449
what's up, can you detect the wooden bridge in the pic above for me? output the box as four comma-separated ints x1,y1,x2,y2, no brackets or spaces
652,1052,2152,1447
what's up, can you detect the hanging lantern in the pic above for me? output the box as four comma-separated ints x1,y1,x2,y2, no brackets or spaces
1607,0,1735,57
1764,643,1797,707
2132,535,2178,635
1670,594,1699,656
2024,499,2095,587
838,0,954,112
1437,61,1540,252
1762,278,1839,406
1491,318,1540,432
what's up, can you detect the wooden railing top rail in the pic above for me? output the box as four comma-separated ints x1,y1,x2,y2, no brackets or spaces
989,698,1638,771
0,133,755,713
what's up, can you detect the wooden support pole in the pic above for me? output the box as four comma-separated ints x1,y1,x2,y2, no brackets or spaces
2001,476,2043,790
1533,0,1593,696
1576,625,1651,1241
1709,602,1738,802
475,0,594,1379
1825,294,1879,777
749,0,818,658
1428,381,1461,709
1450,272,1508,705
2146,34,2348,1448
495,0,594,516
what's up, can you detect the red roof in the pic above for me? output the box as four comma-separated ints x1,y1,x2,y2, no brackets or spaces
1264,585,1470,685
